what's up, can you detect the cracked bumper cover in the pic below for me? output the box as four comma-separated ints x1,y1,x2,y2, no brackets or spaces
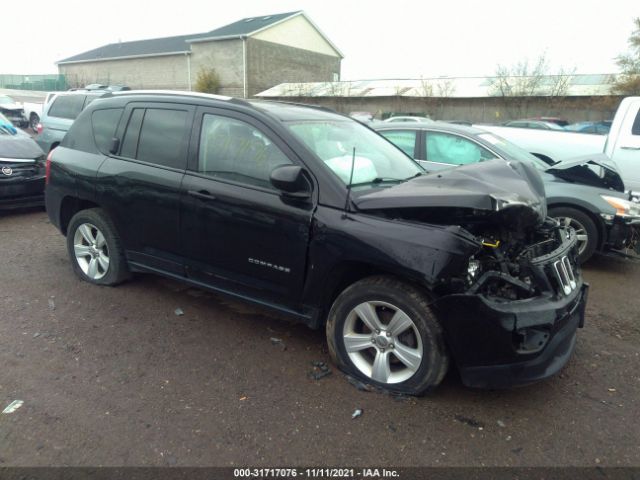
433,281,588,388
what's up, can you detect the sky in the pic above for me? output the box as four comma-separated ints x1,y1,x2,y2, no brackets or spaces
2,0,638,80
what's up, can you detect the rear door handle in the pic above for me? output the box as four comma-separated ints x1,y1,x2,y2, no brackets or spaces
188,190,216,201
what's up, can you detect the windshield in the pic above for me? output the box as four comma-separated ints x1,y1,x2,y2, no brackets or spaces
477,133,550,171
0,113,11,124
0,96,14,105
286,120,423,186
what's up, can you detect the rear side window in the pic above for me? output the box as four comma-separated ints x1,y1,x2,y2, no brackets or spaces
137,109,188,168
119,108,189,169
92,108,123,154
380,130,416,157
47,95,85,120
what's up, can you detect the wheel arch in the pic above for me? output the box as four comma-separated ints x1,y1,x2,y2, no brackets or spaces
59,196,100,236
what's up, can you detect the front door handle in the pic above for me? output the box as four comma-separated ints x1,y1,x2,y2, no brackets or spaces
188,190,216,201
620,145,640,150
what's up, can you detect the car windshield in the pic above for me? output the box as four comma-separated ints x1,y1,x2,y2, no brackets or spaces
286,120,423,186
0,96,14,105
0,113,10,124
477,133,551,171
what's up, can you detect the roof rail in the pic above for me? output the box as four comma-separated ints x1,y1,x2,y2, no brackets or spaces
255,99,338,114
110,89,251,106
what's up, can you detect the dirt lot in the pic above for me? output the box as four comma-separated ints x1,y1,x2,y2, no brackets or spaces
0,209,639,467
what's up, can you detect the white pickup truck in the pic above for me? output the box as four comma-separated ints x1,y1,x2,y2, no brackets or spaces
477,97,640,192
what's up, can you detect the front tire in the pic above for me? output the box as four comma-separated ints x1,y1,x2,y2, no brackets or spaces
326,276,449,395
549,206,598,263
66,208,130,285
30,113,39,132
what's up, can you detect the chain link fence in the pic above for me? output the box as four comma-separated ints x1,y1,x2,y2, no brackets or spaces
0,74,77,92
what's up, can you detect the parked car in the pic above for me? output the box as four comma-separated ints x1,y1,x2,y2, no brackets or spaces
565,121,612,135
384,116,432,123
478,97,640,191
0,113,46,209
22,93,59,133
0,95,28,128
36,90,108,153
349,111,375,123
46,91,587,394
374,122,640,263
530,116,569,127
503,120,565,131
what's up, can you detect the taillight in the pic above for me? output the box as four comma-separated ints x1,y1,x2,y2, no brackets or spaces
36,123,43,135
45,150,53,185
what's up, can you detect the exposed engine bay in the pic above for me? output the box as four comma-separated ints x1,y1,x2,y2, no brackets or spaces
354,159,580,301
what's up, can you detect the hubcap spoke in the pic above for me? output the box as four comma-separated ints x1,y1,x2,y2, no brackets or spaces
576,234,588,241
344,333,373,353
97,254,109,272
74,244,92,257
354,302,383,332
387,310,413,336
392,342,422,372
95,231,106,248
87,258,99,278
78,224,95,244
371,351,391,383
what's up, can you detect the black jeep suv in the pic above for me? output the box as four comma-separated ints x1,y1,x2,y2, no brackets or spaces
45,91,587,394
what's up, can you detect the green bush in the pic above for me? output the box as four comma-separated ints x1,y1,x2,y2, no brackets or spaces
195,68,221,94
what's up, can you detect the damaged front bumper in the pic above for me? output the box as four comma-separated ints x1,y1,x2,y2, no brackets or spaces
433,225,588,388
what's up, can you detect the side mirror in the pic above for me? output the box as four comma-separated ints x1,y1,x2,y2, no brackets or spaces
109,137,120,155
270,165,311,199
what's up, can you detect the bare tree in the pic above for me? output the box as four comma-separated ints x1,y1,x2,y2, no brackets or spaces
612,17,640,96
489,54,574,118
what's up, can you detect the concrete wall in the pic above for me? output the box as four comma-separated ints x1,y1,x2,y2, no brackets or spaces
246,39,341,98
259,95,624,123
189,39,244,97
59,54,191,90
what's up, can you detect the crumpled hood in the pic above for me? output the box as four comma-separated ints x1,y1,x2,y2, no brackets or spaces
354,158,547,223
0,131,44,159
545,153,624,192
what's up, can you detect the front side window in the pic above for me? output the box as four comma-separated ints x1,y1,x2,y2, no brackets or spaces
198,114,292,189
380,130,417,158
48,95,85,120
426,132,497,166
286,120,422,186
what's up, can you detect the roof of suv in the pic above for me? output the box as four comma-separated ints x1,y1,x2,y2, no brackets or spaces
102,90,348,122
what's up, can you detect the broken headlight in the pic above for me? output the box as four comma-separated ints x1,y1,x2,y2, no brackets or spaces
601,195,640,218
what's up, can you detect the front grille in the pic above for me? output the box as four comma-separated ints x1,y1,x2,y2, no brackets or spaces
0,161,42,180
552,255,577,295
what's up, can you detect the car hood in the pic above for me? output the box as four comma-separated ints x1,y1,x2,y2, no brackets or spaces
354,158,547,226
545,153,624,192
0,130,44,159
0,102,24,112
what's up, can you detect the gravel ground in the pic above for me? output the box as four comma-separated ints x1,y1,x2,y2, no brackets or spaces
0,209,639,467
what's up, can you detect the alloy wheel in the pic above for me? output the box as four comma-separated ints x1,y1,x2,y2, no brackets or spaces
556,216,589,256
73,223,109,280
342,301,423,384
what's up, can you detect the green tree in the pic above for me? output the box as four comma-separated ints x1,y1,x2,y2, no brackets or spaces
612,17,640,96
194,67,220,94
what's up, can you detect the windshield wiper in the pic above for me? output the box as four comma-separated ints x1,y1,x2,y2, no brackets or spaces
349,177,404,187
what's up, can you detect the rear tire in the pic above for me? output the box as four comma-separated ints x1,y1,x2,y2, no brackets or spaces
326,276,449,395
30,113,39,132
549,206,598,263
66,208,130,286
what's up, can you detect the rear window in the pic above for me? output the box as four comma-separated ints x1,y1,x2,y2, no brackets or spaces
47,95,85,120
92,108,123,154
632,108,640,136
